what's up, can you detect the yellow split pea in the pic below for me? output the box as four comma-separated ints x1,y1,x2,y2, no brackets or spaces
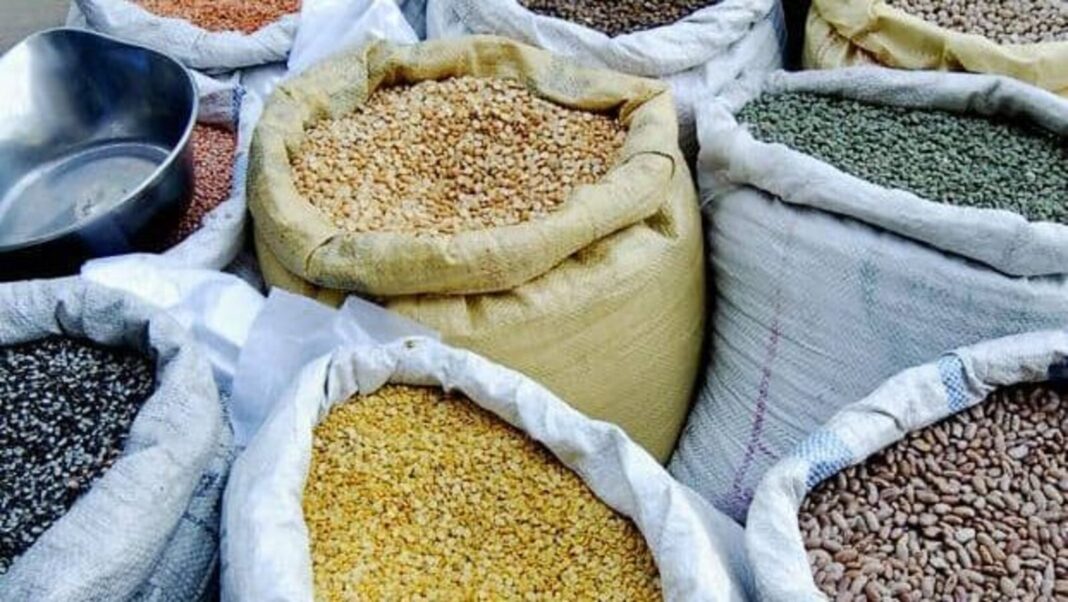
303,385,662,601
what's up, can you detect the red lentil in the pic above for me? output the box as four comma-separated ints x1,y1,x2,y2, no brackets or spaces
134,0,301,34
165,124,237,247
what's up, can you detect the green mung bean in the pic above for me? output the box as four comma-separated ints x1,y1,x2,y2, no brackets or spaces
738,93,1068,223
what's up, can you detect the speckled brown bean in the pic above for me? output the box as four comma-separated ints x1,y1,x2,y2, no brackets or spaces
799,383,1068,599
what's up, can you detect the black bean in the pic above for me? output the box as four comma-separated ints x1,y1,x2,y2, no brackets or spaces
0,337,155,573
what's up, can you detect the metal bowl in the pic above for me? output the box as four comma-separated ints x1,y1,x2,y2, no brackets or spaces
0,28,197,281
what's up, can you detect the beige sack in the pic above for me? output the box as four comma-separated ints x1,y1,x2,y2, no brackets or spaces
248,37,704,460
250,36,678,297
803,0,1068,97
254,159,703,461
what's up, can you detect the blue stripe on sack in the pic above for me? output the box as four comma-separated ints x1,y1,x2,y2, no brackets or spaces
938,354,969,413
794,430,852,491
769,0,788,55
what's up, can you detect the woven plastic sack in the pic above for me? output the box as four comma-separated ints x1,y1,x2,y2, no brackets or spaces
426,0,785,154
802,0,1068,97
71,0,297,71
249,36,705,461
0,277,231,602
746,329,1068,600
398,0,427,38
669,67,1068,522
222,337,752,601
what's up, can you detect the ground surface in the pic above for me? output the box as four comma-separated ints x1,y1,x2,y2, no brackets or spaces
1,0,70,53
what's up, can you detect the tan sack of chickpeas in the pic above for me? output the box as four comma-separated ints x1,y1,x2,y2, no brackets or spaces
248,36,704,462
746,328,1068,601
803,0,1068,97
221,337,751,601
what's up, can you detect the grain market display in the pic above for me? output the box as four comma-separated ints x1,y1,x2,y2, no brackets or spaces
303,385,662,600
883,0,1068,44
738,93,1068,223
799,383,1068,600
134,0,300,33
0,337,154,573
166,124,237,246
292,76,626,236
517,0,722,36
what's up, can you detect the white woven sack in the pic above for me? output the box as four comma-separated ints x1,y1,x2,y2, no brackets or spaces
426,0,785,154
0,277,229,602
222,338,751,602
73,0,297,71
746,329,1068,601
669,67,1068,523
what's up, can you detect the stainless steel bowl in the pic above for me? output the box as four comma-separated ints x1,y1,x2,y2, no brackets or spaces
0,28,197,280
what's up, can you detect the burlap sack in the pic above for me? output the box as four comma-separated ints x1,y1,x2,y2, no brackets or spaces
802,0,1068,97
223,337,750,601
248,37,704,461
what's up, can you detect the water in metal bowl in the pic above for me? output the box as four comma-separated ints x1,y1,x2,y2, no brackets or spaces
0,28,197,280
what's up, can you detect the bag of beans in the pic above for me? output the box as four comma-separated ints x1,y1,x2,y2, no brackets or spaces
398,0,427,38
802,0,1068,97
222,336,752,601
746,329,1068,600
249,36,705,462
0,277,232,601
669,67,1068,522
71,0,299,71
425,0,785,154
160,72,250,269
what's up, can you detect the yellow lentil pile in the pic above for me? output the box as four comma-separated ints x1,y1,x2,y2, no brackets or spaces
292,77,627,236
303,385,662,601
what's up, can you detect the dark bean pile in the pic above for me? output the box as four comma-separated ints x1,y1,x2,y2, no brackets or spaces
165,124,237,247
517,0,720,37
800,384,1068,600
738,92,1068,223
0,337,155,573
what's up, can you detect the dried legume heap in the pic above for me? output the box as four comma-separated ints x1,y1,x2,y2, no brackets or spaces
293,77,626,236
0,337,154,573
738,92,1068,223
303,385,661,600
517,0,721,36
800,384,1068,600
135,0,300,34
165,124,237,247
883,0,1068,45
